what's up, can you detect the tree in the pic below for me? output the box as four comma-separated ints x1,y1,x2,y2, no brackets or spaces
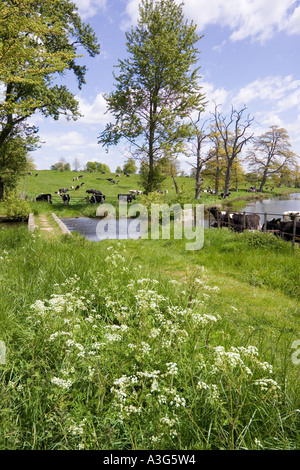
202,143,227,196
123,157,137,174
98,0,204,193
0,124,39,197
85,161,110,173
213,104,254,197
159,155,181,194
185,110,214,199
247,126,297,192
0,0,100,192
116,166,123,174
50,157,70,172
73,157,81,172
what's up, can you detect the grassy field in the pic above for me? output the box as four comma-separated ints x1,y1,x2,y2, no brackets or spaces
0,170,299,450
20,170,299,214
0,219,299,449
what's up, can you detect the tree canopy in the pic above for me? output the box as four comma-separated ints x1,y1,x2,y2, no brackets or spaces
0,0,100,193
98,0,205,193
247,125,297,191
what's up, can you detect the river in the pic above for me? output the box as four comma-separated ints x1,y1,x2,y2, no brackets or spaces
61,192,300,241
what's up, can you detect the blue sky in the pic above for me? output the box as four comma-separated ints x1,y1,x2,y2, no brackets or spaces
30,0,300,172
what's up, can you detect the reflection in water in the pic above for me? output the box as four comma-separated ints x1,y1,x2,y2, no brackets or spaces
62,217,147,242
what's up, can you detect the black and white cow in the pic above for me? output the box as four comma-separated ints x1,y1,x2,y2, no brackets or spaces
86,189,103,195
118,194,136,203
90,194,106,204
61,193,70,205
208,207,260,231
35,193,52,203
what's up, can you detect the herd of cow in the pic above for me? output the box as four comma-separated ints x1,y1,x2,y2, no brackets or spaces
207,207,300,242
34,179,299,243
35,188,142,205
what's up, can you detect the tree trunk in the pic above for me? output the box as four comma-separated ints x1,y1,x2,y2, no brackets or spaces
0,179,3,201
195,137,202,199
215,166,220,196
223,162,232,196
172,174,179,195
146,99,156,194
195,167,202,199
259,169,268,192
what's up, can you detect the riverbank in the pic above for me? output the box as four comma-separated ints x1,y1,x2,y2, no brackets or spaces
205,188,300,211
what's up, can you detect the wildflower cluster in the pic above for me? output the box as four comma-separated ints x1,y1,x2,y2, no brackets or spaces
16,244,285,449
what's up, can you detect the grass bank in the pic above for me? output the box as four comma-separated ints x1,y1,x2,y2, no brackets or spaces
0,226,299,450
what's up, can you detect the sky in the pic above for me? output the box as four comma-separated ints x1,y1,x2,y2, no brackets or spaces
29,0,300,173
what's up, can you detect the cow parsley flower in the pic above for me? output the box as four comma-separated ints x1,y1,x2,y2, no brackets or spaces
51,377,73,390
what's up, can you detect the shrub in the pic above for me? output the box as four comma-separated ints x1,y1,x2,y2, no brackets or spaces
3,193,30,221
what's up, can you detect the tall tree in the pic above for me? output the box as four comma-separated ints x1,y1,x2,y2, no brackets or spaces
185,110,213,199
98,0,204,193
247,126,297,192
213,104,253,197
0,0,100,194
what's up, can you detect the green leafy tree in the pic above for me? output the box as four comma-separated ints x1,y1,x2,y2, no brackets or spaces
50,158,70,172
0,124,39,198
98,0,204,193
97,162,110,173
123,157,137,174
0,0,100,191
247,126,297,192
86,161,98,172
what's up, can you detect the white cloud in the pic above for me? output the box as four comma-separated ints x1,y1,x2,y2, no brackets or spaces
74,0,107,19
283,5,300,35
42,131,87,152
123,0,299,42
232,76,300,110
76,93,112,125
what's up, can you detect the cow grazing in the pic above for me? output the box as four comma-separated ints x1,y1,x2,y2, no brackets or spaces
90,194,106,204
80,182,85,186
59,188,68,194
36,193,52,203
86,189,103,195
118,194,136,203
75,185,80,190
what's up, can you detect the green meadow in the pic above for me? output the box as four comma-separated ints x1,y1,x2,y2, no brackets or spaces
0,170,299,450
20,169,299,217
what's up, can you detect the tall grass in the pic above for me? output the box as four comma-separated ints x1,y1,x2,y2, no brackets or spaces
0,226,299,449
